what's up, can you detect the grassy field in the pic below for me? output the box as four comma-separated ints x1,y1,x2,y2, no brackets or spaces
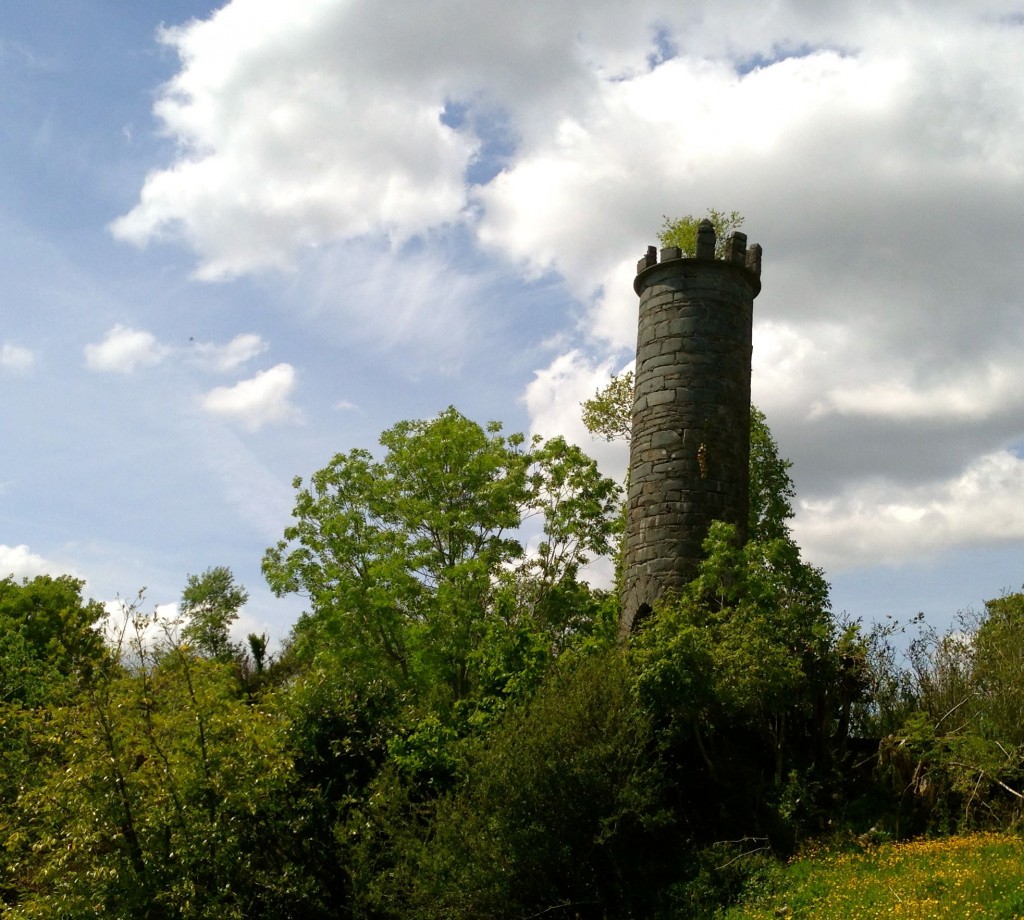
722,832,1024,919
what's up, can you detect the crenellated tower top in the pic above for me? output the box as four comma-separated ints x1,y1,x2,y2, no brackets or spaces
635,220,762,295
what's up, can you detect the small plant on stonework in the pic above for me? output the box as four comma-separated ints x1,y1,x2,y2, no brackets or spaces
659,208,744,257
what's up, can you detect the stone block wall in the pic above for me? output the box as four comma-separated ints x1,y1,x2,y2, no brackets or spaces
619,224,762,635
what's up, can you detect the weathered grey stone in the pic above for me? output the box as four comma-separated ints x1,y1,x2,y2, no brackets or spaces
645,389,675,407
620,234,761,637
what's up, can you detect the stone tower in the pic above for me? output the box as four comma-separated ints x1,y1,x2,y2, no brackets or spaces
619,220,762,635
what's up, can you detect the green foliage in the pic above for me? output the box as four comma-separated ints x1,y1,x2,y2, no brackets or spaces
580,369,634,442
28,399,1024,916
263,408,531,696
263,407,620,715
255,408,624,913
247,631,268,673
347,649,674,920
866,595,1024,833
180,566,248,663
524,435,622,583
748,405,797,541
972,592,1024,746
3,601,319,918
0,574,111,904
659,208,745,257
667,841,782,919
0,574,106,693
336,502,845,915
630,522,839,842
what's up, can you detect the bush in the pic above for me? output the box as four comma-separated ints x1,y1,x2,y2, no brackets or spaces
345,648,677,919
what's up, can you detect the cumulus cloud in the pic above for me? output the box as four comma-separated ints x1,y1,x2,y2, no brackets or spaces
795,450,1024,571
0,544,60,580
522,349,630,479
84,324,170,373
110,1,480,279
201,363,303,431
117,0,1024,573
1,342,35,373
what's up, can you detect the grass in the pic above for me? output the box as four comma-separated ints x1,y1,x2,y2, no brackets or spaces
721,832,1024,919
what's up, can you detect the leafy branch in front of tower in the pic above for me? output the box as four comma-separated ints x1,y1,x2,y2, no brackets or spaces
580,369,634,442
659,208,744,257
581,369,635,442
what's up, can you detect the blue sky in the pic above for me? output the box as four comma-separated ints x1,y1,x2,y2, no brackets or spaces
4,0,1024,645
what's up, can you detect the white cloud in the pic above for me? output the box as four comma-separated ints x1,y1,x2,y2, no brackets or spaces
811,363,1024,422
85,327,273,378
190,332,268,372
795,450,1024,571
1,342,35,373
112,0,1024,577
102,599,182,659
110,0,479,279
751,320,846,417
84,324,169,373
0,544,60,580
522,349,631,480
201,363,303,431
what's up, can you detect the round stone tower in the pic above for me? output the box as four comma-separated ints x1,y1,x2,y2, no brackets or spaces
619,220,762,636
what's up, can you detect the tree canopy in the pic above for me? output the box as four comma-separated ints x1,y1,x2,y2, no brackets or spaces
262,406,621,709
180,565,248,662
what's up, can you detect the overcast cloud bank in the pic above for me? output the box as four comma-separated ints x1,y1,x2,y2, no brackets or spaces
108,0,1024,576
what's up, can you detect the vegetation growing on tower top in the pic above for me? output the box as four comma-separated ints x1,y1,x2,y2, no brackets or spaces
659,207,744,256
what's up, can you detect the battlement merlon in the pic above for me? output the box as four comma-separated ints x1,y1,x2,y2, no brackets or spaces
634,230,762,296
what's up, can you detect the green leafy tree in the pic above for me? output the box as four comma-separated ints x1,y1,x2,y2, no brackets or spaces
971,592,1024,747
748,405,797,541
247,631,269,673
0,574,106,689
259,409,622,908
263,408,528,698
659,208,745,257
0,574,109,905
580,370,634,443
523,435,621,585
263,408,620,709
180,566,248,662
4,600,317,919
506,435,622,656
344,649,671,920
